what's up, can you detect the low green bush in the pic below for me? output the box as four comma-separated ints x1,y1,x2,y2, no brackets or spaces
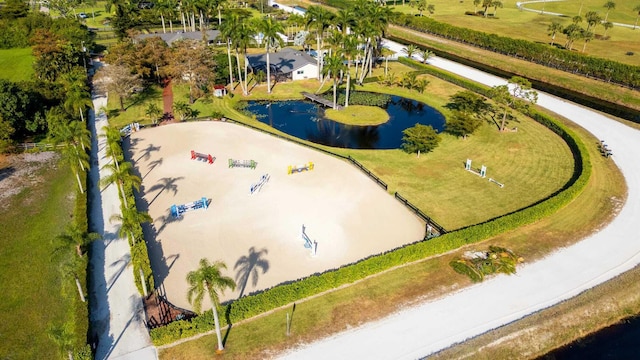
321,91,392,107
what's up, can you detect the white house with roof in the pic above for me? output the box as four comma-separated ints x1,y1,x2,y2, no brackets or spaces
246,48,318,81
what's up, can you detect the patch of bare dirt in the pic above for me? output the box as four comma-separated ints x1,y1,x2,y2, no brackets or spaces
0,152,59,211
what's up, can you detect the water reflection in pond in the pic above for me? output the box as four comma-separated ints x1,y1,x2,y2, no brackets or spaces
244,95,446,149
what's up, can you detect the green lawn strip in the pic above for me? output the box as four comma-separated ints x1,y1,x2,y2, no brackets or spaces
0,48,34,82
325,105,389,125
0,156,85,359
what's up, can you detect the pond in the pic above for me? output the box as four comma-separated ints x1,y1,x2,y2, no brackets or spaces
244,95,446,150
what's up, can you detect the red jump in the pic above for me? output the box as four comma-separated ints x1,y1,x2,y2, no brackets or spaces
190,150,215,164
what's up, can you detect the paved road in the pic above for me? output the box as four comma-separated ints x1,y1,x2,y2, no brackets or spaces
278,42,640,359
87,79,158,359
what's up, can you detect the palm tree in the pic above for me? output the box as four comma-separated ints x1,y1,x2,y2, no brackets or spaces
482,0,492,17
634,4,640,30
342,34,359,108
492,1,502,16
305,6,334,80
257,16,285,94
402,44,419,59
55,223,100,257
187,258,236,352
101,125,123,171
334,8,355,35
60,69,93,122
581,30,594,52
603,1,615,22
61,140,90,193
100,160,141,208
473,0,481,14
585,11,602,32
220,11,243,91
547,21,563,46
110,207,152,244
145,103,162,124
603,21,613,37
323,54,347,110
419,48,434,63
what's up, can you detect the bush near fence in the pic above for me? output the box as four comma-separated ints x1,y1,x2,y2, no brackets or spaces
149,74,590,345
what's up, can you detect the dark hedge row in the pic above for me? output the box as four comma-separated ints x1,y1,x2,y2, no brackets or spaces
391,13,640,89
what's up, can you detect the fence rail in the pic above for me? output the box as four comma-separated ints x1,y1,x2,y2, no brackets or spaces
347,156,387,190
17,142,66,151
394,192,446,238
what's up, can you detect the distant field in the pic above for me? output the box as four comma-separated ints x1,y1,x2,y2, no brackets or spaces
389,0,640,65
0,48,34,82
525,0,640,25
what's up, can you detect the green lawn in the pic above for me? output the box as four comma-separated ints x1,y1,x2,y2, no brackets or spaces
0,48,34,82
0,156,80,359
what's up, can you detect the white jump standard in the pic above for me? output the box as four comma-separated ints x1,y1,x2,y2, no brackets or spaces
170,197,209,218
302,225,318,256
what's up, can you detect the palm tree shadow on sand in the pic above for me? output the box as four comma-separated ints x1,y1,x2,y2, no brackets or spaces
234,247,270,299
223,247,270,346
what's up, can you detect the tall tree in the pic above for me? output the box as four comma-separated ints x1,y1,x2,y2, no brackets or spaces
100,160,141,208
342,34,359,108
220,11,244,92
634,4,640,30
581,30,594,52
101,125,123,170
55,223,100,257
305,6,333,80
401,123,441,157
490,76,538,132
563,23,583,50
110,207,152,244
93,64,143,111
603,1,616,22
257,16,285,94
165,40,216,104
323,54,346,110
602,21,613,37
445,110,483,139
60,69,93,123
186,258,236,353
547,21,564,46
584,11,602,32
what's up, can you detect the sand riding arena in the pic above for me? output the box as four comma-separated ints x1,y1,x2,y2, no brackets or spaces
128,121,425,311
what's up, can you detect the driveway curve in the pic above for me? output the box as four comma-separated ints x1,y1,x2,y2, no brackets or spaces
278,41,640,359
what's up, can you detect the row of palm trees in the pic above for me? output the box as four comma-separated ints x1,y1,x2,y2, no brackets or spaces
131,0,391,102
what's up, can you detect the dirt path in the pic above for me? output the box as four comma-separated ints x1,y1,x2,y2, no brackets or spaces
162,79,173,118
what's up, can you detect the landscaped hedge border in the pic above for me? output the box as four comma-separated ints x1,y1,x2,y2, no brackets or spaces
149,64,591,346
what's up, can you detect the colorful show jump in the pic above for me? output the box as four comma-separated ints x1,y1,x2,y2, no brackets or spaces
229,159,257,169
170,197,209,218
191,150,215,164
288,162,314,175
